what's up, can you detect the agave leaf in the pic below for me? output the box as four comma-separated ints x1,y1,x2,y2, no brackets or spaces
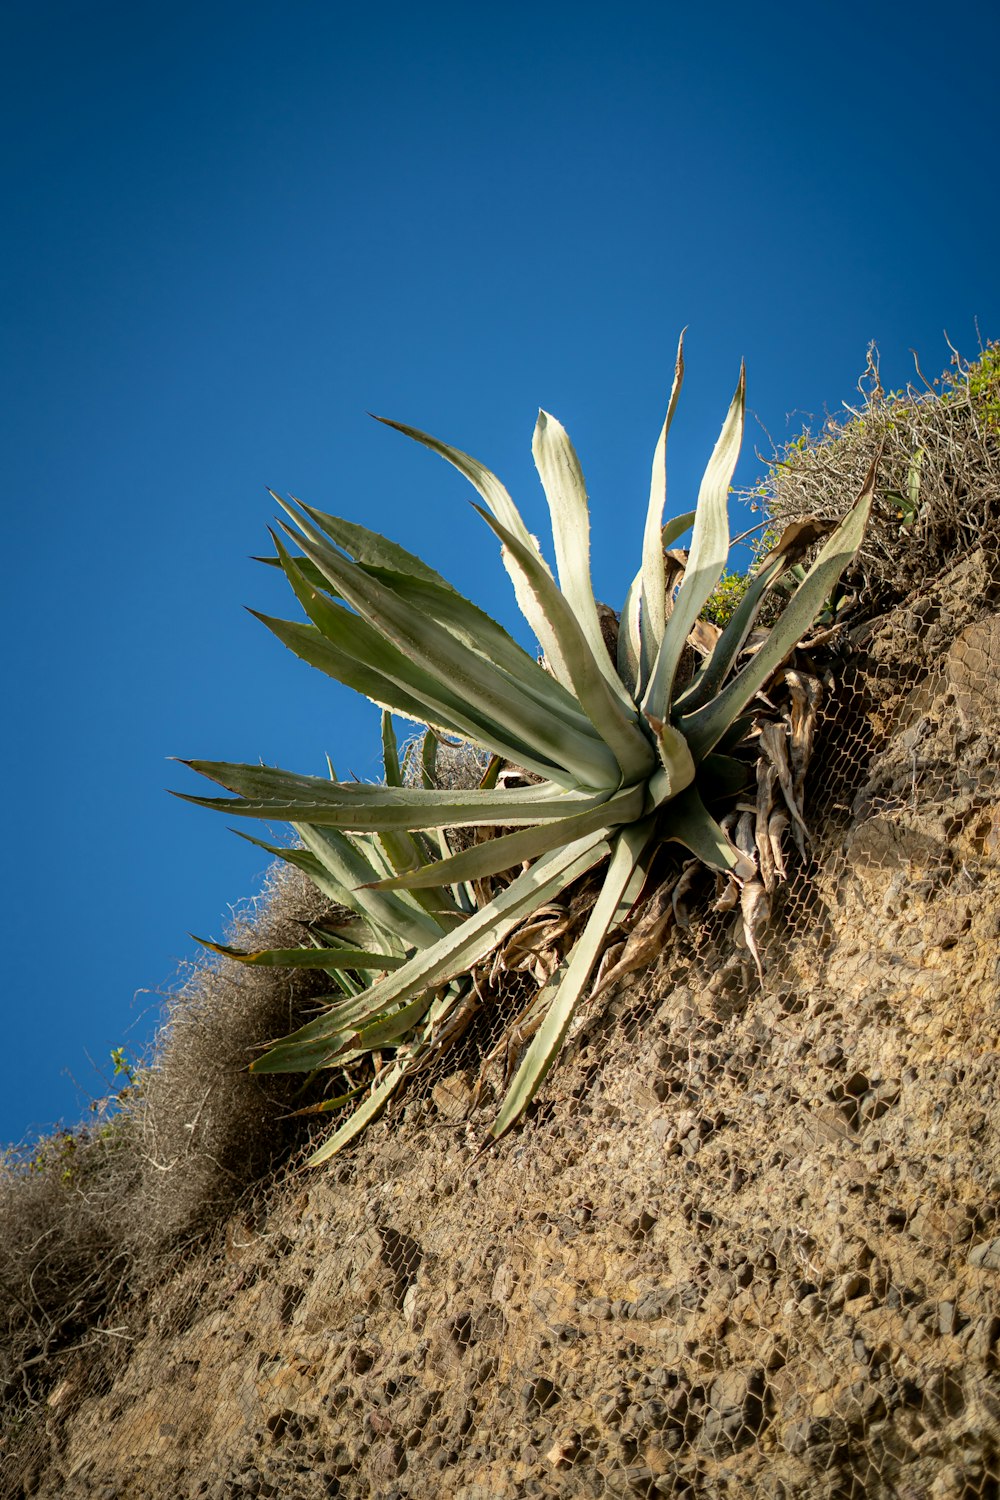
253,611,440,731
617,507,696,695
673,549,789,713
381,710,403,787
288,1082,368,1117
332,970,367,997
271,505,593,734
227,828,380,929
295,988,408,1040
276,519,620,789
532,410,636,714
642,366,745,725
366,782,646,890
490,817,658,1140
638,333,686,692
372,833,466,926
252,832,612,1074
237,832,441,956
307,1060,408,1166
645,715,697,794
272,531,580,781
373,419,547,569
255,550,340,596
192,936,406,971
616,573,642,698
478,753,502,789
372,416,577,684
662,783,756,879
347,990,438,1052
285,497,457,591
268,538,547,772
177,761,620,831
661,511,698,550
678,458,876,759
371,712,465,922
357,564,601,737
471,505,656,786
293,822,452,951
350,828,612,1017
227,825,424,953
420,727,439,788
259,588,565,790
266,821,438,956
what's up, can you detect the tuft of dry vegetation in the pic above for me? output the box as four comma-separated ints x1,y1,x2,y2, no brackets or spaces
742,339,1000,596
0,1125,136,1419
0,858,338,1455
119,859,337,1262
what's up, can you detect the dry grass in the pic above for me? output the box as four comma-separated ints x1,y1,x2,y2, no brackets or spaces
118,859,337,1262
0,1126,136,1414
0,857,337,1449
400,726,493,790
742,340,1000,598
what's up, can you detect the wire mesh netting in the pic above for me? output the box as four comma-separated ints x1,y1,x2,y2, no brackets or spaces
3,539,999,1498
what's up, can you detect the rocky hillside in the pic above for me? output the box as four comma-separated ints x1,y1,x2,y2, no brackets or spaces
3,351,999,1500
8,567,998,1499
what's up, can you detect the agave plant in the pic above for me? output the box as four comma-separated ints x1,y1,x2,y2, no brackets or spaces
178,338,874,1162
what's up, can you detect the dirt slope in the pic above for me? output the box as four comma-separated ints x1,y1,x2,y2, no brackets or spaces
15,553,1000,1500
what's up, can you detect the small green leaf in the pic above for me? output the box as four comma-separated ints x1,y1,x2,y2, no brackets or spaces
192,936,405,971
381,711,403,787
307,1062,408,1165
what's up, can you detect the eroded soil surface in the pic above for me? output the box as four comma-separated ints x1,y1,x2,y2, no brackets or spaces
17,556,1000,1500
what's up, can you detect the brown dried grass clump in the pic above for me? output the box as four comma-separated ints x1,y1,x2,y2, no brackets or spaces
118,858,337,1263
0,855,337,1461
744,339,1000,597
0,1125,137,1419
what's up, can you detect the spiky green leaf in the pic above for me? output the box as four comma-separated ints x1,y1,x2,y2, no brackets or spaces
470,504,656,785
366,783,645,890
638,333,686,691
192,937,406,971
678,458,876,758
642,367,745,722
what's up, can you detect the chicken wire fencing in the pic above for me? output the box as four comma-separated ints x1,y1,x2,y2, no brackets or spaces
3,540,999,1500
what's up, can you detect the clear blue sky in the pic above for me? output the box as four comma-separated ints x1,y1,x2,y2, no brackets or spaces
3,0,996,1148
